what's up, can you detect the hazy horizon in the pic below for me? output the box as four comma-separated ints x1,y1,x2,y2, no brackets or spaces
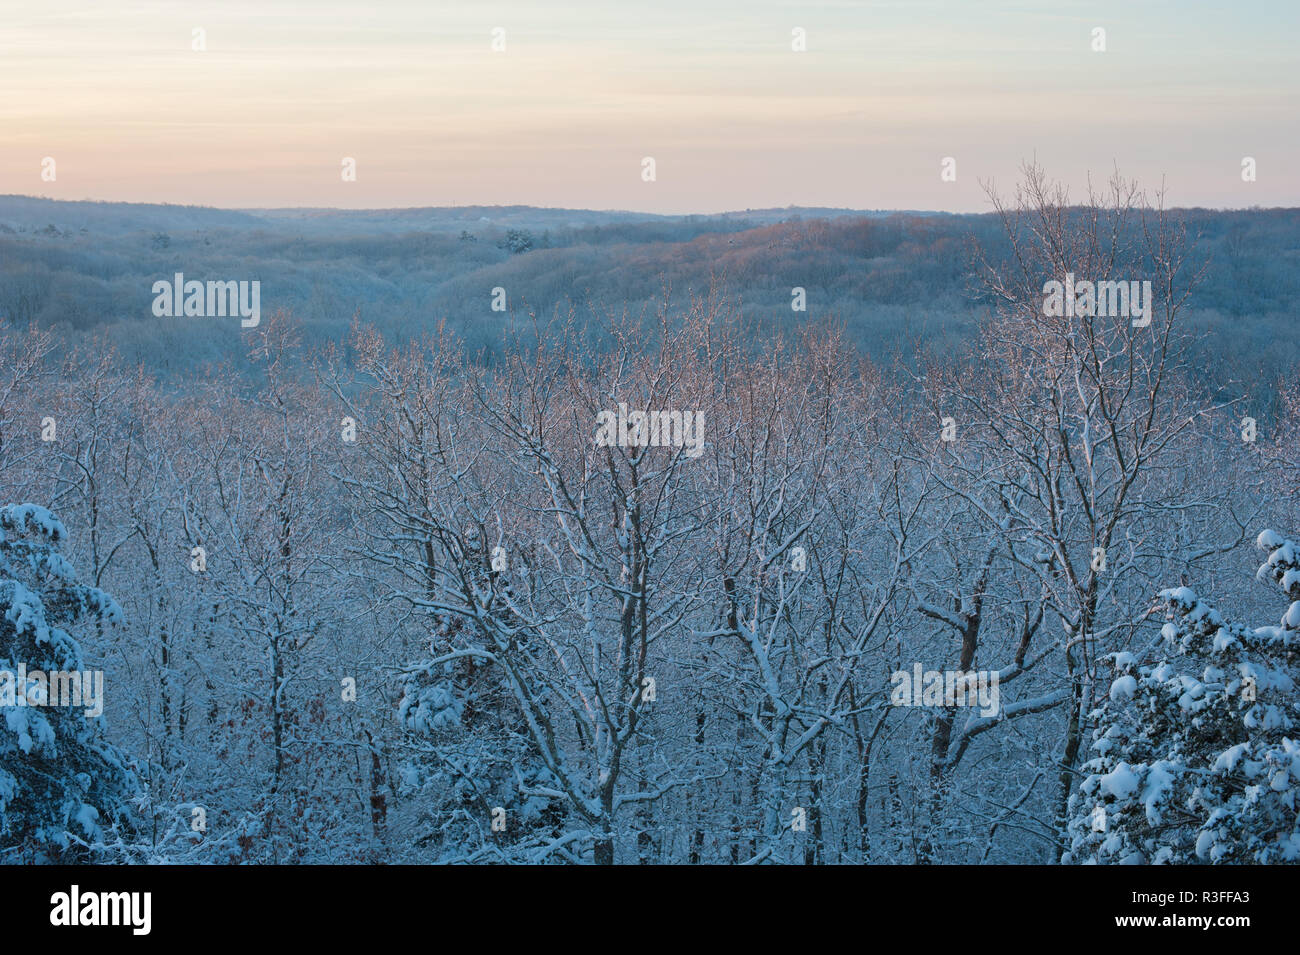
4,192,1297,217
3,0,1296,213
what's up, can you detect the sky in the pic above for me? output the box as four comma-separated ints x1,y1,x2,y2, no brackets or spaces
0,0,1295,213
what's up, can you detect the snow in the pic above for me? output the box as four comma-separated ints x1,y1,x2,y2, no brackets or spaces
0,503,67,543
1194,829,1216,860
1258,529,1284,551
74,802,100,835
1285,601,1300,629
1212,628,1239,652
1099,762,1140,799
1214,743,1250,773
1279,834,1300,862
1109,674,1137,701
1141,762,1175,825
398,681,464,734
2,581,50,643
4,705,57,756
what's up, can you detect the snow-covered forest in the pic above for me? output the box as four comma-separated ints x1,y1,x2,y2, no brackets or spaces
2,169,1298,864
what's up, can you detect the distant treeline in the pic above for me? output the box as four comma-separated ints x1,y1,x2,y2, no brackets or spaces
0,197,1295,417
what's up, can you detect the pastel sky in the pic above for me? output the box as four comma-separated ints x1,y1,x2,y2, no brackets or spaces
1,0,1295,212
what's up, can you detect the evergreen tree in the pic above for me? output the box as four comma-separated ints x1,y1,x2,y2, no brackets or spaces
0,503,138,861
1065,531,1300,864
